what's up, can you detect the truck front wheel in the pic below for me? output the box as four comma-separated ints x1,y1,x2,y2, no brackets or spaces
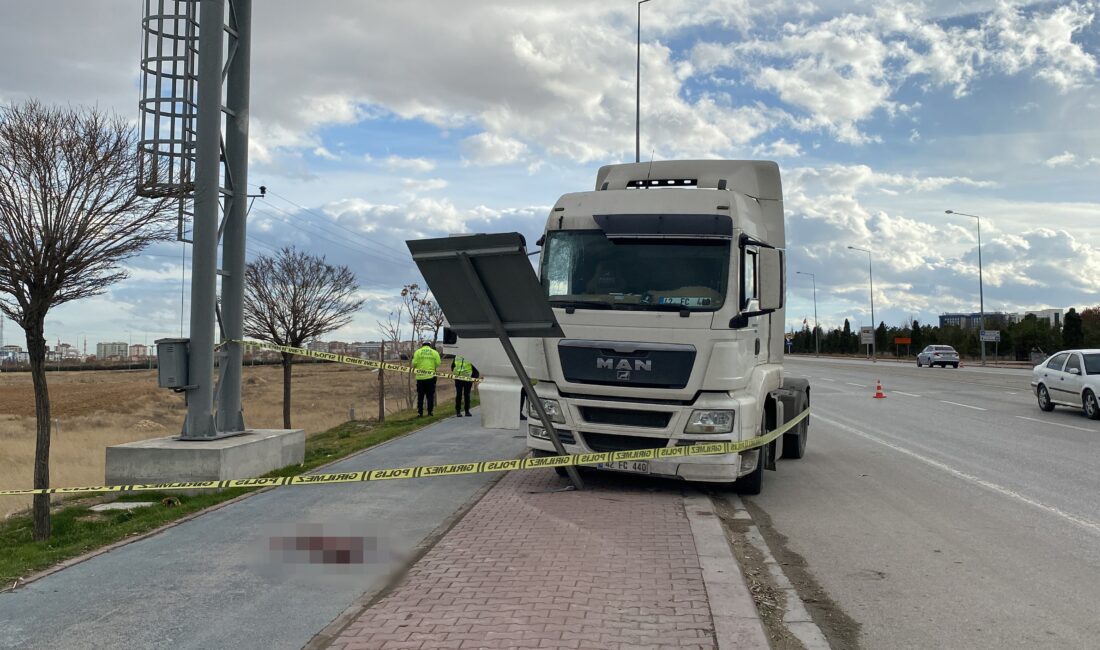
734,446,766,495
782,389,809,460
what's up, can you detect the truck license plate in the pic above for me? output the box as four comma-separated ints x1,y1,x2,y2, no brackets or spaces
598,460,650,474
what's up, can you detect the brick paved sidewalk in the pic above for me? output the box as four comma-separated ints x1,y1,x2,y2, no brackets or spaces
328,469,738,650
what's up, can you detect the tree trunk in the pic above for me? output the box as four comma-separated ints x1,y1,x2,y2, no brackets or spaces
377,341,385,423
26,319,52,541
281,352,293,429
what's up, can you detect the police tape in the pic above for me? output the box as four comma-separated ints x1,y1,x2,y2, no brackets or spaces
0,409,808,497
235,340,480,383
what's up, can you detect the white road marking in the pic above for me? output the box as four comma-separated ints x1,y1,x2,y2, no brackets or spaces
817,414,1100,537
939,400,986,411
844,382,867,388
894,391,922,398
818,377,836,382
1014,415,1099,433
1005,392,1017,395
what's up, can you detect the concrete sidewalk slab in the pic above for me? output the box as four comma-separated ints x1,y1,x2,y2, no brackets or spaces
329,470,764,650
0,412,526,650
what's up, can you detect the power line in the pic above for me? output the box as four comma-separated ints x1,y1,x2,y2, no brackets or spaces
254,185,416,263
251,205,416,269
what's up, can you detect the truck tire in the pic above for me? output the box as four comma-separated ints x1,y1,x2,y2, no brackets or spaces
734,445,766,495
734,412,768,495
783,388,809,460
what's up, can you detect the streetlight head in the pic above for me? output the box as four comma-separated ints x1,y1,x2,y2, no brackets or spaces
944,210,953,214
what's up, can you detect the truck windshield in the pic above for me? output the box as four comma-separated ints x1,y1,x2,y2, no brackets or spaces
541,230,730,311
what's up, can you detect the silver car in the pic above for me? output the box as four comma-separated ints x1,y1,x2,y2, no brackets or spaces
1031,349,1100,420
917,345,960,368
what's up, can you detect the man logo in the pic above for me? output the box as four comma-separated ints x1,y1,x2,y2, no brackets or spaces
617,370,631,380
596,357,652,372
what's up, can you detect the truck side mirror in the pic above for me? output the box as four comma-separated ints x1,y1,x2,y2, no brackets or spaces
758,247,783,311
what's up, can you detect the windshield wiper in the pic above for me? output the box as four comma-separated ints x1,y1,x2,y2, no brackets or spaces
548,299,613,310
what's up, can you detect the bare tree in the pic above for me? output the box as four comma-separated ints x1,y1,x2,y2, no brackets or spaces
0,101,174,540
377,311,404,409
423,298,444,343
244,246,364,428
400,283,431,402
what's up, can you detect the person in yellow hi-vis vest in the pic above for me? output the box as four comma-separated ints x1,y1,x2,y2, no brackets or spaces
412,341,442,417
452,355,479,417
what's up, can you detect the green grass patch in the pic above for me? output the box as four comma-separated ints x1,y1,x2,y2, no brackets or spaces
0,399,478,588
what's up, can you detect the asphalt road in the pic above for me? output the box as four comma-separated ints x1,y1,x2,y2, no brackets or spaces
0,411,527,650
748,357,1100,649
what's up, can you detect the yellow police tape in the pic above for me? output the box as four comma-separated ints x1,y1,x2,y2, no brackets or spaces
0,409,808,497
235,340,480,383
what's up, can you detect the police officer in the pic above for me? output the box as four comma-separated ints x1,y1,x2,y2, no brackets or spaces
412,341,441,417
452,355,479,417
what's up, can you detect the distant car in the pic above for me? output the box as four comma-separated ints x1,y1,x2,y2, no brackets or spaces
917,345,960,368
1031,349,1100,420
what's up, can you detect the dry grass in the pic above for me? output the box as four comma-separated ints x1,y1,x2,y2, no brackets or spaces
0,362,455,519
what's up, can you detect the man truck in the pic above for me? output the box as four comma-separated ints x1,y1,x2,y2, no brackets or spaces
447,160,809,494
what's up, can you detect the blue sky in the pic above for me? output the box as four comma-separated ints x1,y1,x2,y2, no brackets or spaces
1,0,1098,349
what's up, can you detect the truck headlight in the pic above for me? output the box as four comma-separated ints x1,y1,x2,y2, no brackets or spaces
527,398,565,424
528,424,549,440
684,410,734,434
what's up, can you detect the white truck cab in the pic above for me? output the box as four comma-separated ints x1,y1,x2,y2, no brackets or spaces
453,160,809,494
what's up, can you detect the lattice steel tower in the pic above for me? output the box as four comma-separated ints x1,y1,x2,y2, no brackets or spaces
138,0,253,439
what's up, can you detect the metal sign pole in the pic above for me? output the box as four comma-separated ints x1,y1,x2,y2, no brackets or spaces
456,253,584,490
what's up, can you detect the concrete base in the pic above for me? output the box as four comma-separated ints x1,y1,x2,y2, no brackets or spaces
477,377,523,430
105,429,305,485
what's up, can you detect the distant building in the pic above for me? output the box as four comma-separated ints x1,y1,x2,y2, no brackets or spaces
307,340,328,352
96,342,129,359
1023,309,1063,327
1,344,22,363
351,341,381,359
327,341,353,355
937,312,1013,330
129,344,149,359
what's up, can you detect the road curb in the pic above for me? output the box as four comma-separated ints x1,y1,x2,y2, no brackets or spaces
684,494,770,649
729,495,830,649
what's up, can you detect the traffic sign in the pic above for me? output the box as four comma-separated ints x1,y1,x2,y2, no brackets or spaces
980,329,1001,342
860,326,874,345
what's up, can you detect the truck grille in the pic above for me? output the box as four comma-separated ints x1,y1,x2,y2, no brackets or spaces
558,340,696,389
582,432,668,453
579,406,672,428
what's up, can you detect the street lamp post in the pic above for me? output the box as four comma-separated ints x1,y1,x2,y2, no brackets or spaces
847,246,875,361
945,210,985,366
636,0,652,163
796,271,819,356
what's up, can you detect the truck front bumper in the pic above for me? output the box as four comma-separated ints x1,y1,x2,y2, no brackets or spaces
527,427,747,482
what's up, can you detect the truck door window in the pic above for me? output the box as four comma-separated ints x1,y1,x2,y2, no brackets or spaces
741,248,758,310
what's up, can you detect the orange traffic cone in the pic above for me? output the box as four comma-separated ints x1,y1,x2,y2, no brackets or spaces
873,380,887,399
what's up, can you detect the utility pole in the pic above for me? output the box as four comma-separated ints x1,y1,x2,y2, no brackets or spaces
636,0,651,163
945,210,986,366
138,0,255,438
377,341,386,423
796,271,819,356
848,246,876,362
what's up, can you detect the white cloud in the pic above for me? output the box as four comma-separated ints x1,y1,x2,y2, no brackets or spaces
1044,151,1079,167
461,132,529,166
382,155,437,173
752,138,803,158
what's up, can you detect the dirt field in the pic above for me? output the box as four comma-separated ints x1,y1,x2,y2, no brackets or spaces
0,362,456,519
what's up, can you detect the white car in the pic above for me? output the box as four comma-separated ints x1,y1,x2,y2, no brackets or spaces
1031,349,1100,420
917,345,960,368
